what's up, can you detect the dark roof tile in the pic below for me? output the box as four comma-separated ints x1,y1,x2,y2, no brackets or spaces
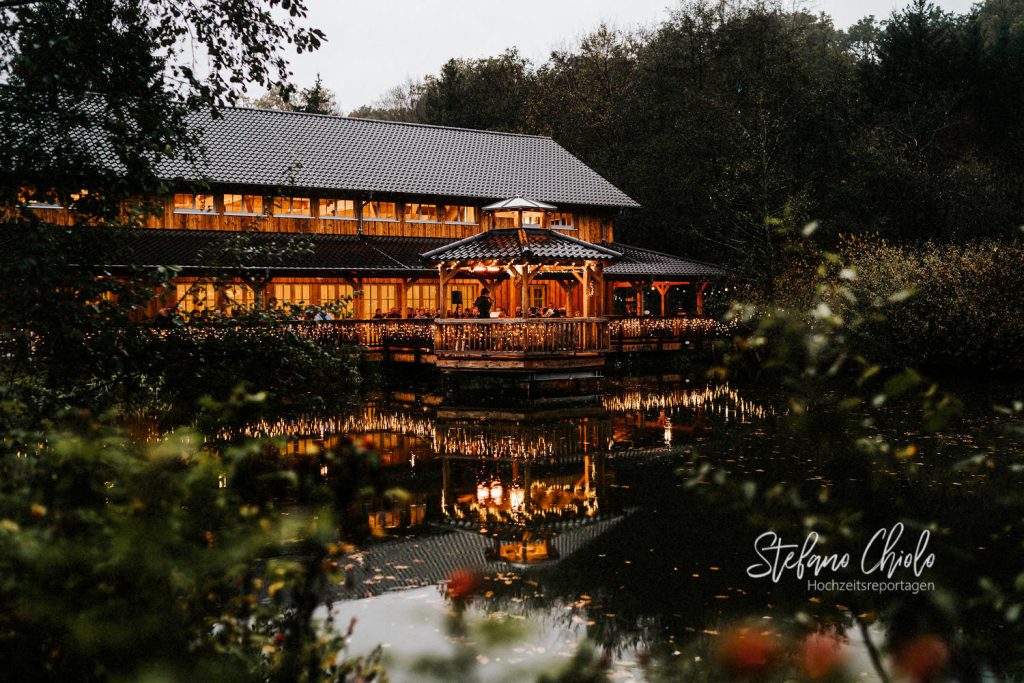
158,108,639,208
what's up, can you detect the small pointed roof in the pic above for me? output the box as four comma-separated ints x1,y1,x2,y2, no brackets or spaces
482,196,558,211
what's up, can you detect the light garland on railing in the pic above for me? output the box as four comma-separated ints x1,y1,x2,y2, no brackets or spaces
603,383,772,421
606,316,737,339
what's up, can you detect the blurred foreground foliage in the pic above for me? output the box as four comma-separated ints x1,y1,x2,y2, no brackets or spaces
670,239,1024,681
0,389,386,682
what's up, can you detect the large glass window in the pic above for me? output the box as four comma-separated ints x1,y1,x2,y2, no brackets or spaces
444,205,478,224
223,194,264,215
175,283,216,312
549,212,575,230
404,203,439,223
173,193,215,213
529,285,546,310
407,284,438,311
319,283,354,304
271,283,312,308
363,201,397,221
365,284,397,316
319,198,357,220
445,282,480,313
222,284,254,313
272,196,312,217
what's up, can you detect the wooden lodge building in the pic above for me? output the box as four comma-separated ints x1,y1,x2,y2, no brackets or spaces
23,107,729,371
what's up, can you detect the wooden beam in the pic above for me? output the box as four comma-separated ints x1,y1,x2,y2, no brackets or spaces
697,281,709,316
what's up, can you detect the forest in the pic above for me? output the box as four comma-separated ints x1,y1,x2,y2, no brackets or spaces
346,0,1024,283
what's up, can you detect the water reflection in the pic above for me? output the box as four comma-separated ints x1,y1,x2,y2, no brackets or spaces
224,379,773,601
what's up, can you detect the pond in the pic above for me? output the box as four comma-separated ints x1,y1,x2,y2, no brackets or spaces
233,372,1024,681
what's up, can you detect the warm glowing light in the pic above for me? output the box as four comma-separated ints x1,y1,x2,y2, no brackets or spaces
509,487,525,510
476,485,489,504
489,483,503,501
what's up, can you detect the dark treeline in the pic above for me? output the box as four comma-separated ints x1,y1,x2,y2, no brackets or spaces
351,0,1024,280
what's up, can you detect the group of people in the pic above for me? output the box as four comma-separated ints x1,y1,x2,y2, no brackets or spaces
154,287,576,325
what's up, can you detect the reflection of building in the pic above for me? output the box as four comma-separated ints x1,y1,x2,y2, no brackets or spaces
441,453,608,527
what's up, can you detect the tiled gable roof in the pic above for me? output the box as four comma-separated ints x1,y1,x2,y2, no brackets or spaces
421,228,621,263
158,107,639,208
604,242,730,279
92,228,450,275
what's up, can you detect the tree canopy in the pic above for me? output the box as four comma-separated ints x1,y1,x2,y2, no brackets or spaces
355,0,1024,279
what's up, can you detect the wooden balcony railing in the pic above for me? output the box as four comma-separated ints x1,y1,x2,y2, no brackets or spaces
434,318,610,355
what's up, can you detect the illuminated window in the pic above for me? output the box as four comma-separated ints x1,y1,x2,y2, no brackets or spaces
319,283,354,304
363,201,397,221
175,283,216,312
365,283,397,315
549,212,575,230
271,283,312,308
444,205,478,224
319,198,357,220
521,210,544,226
445,282,479,311
19,188,62,208
407,284,438,311
223,194,264,215
320,284,355,317
173,193,215,213
529,285,545,310
493,209,543,226
404,203,439,223
272,196,312,217
222,284,253,312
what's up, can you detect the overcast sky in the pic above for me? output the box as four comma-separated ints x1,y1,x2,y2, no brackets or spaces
286,0,978,112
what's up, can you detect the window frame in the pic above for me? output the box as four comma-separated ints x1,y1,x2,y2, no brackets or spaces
173,193,217,215
443,205,479,225
362,201,399,223
272,196,313,219
549,212,576,231
404,202,441,224
223,193,266,217
318,198,359,221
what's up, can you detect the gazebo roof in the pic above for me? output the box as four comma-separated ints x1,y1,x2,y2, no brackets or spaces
420,227,621,264
481,197,558,211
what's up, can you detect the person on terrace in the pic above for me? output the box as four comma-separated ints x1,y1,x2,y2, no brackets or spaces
474,288,493,319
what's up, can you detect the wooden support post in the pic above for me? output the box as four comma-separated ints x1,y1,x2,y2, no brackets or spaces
697,281,709,316
654,282,672,317
354,277,365,319
557,279,578,317
633,281,645,316
593,267,605,316
582,266,591,318
520,265,529,317
398,278,408,318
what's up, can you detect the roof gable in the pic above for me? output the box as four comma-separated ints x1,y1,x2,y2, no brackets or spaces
157,107,640,208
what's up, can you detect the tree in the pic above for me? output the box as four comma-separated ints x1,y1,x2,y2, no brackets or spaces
349,78,427,122
298,73,340,115
421,49,534,132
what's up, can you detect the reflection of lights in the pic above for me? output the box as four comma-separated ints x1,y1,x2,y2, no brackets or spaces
510,487,525,510
603,383,772,422
664,418,672,446
489,483,503,501
319,464,328,477
476,484,489,504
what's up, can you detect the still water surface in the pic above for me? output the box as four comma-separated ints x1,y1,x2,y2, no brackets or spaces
238,374,1020,681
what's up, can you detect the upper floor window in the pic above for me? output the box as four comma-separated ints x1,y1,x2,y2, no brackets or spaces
549,212,575,230
223,194,264,215
363,201,397,221
273,196,312,218
319,198,357,220
444,205,478,224
174,193,215,213
18,188,62,209
521,210,544,226
404,203,439,223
